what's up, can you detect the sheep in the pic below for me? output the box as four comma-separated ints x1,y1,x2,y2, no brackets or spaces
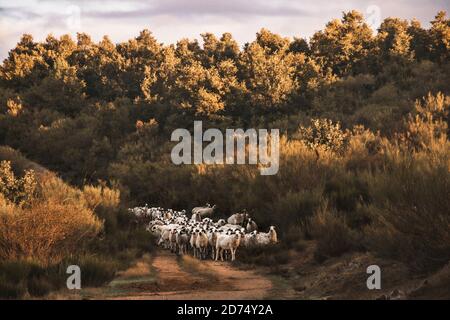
192,204,217,218
169,228,178,253
158,228,172,248
164,211,173,220
268,226,278,243
174,216,187,224
195,230,209,260
137,204,279,262
215,231,241,261
207,228,219,259
255,226,278,246
218,224,242,232
175,229,190,255
191,213,202,222
215,219,226,227
241,230,258,248
227,212,245,225
190,229,199,258
246,218,258,233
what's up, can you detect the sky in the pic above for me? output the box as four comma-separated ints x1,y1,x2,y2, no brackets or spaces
0,0,449,60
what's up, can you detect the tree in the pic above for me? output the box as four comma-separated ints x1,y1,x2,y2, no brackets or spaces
0,34,48,90
408,19,431,61
377,18,413,61
239,29,296,115
310,11,374,76
429,11,450,63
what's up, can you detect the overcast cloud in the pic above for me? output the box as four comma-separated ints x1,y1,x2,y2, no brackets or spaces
0,0,448,60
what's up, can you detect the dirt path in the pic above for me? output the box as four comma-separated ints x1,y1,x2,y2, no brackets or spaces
92,250,273,300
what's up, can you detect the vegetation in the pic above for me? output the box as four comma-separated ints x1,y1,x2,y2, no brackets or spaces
0,148,153,298
0,10,449,297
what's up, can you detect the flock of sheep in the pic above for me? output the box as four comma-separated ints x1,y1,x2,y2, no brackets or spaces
129,204,278,261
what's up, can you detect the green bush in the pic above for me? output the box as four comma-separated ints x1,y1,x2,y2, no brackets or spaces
310,204,358,262
27,275,53,297
0,260,29,299
74,255,118,287
235,244,290,267
365,160,450,273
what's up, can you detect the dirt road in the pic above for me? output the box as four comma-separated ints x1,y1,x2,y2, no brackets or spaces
73,250,273,300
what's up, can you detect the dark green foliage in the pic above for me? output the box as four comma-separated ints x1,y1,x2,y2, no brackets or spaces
0,10,449,278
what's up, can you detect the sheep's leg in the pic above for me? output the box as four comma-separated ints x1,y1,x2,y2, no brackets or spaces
216,248,221,261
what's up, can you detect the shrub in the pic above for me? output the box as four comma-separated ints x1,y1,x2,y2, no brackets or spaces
74,255,118,287
0,260,29,299
235,243,290,267
83,184,120,210
324,173,370,212
310,203,357,261
365,159,450,273
296,118,349,154
27,274,53,297
0,160,37,206
0,200,101,263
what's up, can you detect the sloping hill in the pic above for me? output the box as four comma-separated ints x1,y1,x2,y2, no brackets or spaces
0,145,49,176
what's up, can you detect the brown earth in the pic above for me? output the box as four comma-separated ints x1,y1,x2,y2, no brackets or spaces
50,242,449,300
53,250,273,300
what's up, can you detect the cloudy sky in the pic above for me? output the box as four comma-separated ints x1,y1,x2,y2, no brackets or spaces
0,0,448,60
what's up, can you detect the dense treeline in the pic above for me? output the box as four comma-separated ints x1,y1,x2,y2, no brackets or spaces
0,11,448,184
0,10,449,289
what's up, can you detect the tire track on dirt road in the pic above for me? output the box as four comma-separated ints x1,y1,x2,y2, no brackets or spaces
112,250,273,300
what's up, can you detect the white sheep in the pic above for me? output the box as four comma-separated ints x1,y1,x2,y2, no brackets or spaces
215,231,241,261
175,229,190,255
227,212,245,225
241,230,258,248
207,228,219,259
192,204,217,217
218,223,242,232
255,226,278,246
191,213,202,222
195,230,209,260
190,229,199,258
137,204,279,262
215,219,226,227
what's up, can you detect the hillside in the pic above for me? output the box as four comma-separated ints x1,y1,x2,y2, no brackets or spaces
0,9,449,300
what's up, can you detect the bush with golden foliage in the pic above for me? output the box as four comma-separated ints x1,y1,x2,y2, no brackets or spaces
0,167,102,265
